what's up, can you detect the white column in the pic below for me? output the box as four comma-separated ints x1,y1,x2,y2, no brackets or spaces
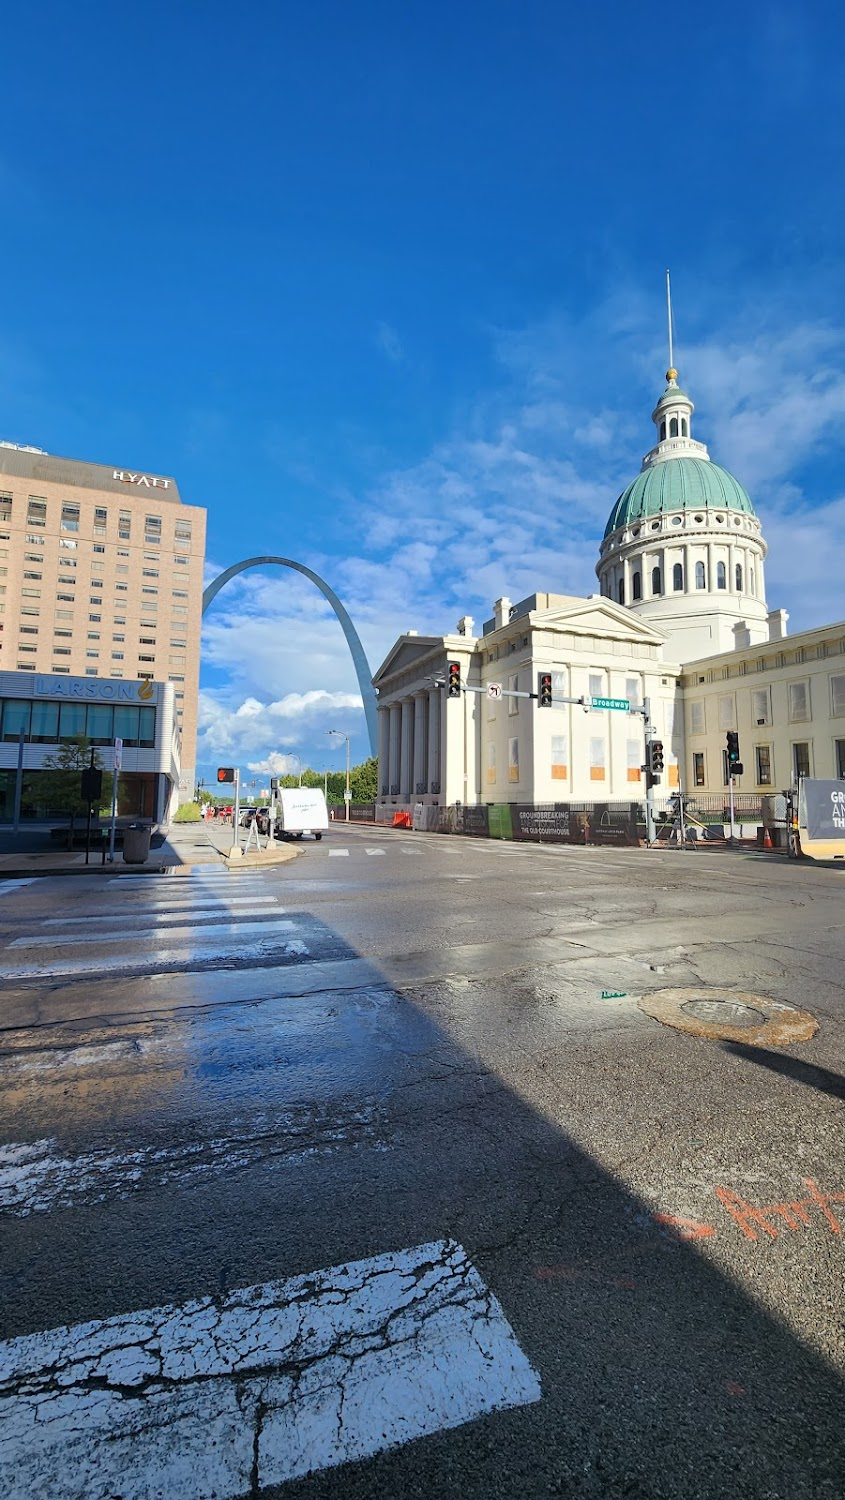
413,692,428,794
378,709,390,797
400,699,414,799
427,688,441,793
707,542,714,594
388,705,401,795
683,542,691,592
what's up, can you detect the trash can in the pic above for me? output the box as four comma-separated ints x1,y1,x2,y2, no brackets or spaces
123,823,152,864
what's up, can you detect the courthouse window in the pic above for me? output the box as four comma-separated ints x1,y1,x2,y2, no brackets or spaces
831,674,845,716
788,682,810,721
690,701,705,735
589,737,606,781
755,745,772,785
752,688,770,725
508,737,519,783
551,735,568,780
692,751,705,787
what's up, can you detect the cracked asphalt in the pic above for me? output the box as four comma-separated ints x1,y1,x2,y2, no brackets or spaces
1,827,844,1498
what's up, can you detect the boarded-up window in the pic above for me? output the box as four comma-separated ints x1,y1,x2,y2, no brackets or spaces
551,735,568,781
788,682,809,721
626,738,641,783
831,674,845,716
718,695,734,730
486,742,496,786
508,737,519,783
689,701,705,735
589,737,605,781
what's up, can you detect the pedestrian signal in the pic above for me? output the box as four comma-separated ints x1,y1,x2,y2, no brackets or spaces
538,672,553,707
447,662,462,697
217,767,235,784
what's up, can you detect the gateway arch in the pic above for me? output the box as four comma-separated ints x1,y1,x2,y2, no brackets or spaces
202,556,378,757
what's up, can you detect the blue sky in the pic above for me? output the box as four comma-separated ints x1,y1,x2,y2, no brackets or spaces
3,1,845,782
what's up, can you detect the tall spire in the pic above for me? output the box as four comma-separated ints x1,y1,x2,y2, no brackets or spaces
665,268,678,384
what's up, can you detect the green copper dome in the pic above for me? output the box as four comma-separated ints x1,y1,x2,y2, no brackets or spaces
603,457,756,540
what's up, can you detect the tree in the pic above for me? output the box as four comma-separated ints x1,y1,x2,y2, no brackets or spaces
40,737,113,848
350,756,378,802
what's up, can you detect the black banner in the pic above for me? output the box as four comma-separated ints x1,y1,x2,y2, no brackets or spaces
511,806,576,842
801,780,845,842
588,803,640,846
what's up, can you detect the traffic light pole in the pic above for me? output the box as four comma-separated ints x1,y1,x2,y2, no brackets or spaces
728,775,737,844
642,695,656,845
231,769,241,853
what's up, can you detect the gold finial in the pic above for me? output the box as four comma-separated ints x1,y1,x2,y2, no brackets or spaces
666,367,678,383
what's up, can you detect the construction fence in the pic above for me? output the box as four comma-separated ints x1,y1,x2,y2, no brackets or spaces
353,793,788,846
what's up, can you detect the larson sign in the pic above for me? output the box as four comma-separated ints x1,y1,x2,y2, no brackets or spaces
113,471,171,489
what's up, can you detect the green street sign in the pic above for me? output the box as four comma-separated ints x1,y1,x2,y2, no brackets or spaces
591,696,630,711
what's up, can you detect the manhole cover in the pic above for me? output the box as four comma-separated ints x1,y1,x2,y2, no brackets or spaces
639,988,817,1046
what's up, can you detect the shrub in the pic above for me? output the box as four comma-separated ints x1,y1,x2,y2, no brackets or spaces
173,801,203,822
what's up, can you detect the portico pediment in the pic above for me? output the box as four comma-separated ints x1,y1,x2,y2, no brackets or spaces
373,636,444,685
532,596,666,646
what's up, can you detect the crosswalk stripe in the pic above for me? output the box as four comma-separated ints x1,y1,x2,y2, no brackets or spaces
40,898,279,924
0,1239,540,1500
0,879,37,896
9,918,297,951
365,848,385,856
328,849,350,857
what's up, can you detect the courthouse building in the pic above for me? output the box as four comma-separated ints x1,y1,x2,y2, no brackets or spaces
0,441,205,802
374,360,845,812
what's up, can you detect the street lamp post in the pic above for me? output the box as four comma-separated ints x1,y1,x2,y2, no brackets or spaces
327,731,351,821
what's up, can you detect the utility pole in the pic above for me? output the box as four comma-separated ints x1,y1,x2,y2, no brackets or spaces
643,696,656,845
328,731,351,821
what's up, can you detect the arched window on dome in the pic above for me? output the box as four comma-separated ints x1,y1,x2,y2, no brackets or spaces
673,562,684,591
670,417,679,438
695,561,706,589
681,417,688,437
749,565,755,596
618,579,625,606
735,563,743,592
651,566,662,595
660,420,666,441
632,571,642,601
717,562,727,590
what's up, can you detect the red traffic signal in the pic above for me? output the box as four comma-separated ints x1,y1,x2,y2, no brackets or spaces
447,662,462,698
217,766,235,784
538,672,552,707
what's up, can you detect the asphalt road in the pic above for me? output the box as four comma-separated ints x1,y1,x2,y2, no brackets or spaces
0,829,844,1498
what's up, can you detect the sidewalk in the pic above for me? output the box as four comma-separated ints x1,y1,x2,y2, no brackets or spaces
0,818,301,878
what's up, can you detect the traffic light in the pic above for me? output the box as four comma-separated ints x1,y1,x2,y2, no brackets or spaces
651,740,664,774
447,662,462,698
270,777,280,792
726,731,743,776
538,672,552,707
217,766,235,784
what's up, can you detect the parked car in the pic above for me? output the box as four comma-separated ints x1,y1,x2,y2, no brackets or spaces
239,808,257,827
255,808,271,835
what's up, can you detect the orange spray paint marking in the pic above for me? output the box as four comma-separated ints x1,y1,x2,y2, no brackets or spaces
803,1178,844,1234
713,1187,779,1242
653,1212,716,1241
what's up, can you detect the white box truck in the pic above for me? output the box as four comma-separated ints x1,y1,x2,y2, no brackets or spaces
274,787,330,840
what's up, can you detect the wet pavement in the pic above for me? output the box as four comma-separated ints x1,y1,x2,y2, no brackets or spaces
0,827,844,1497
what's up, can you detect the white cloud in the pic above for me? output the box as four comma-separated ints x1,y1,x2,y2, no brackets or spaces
375,321,404,363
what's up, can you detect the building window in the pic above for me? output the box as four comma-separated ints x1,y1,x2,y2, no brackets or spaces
689,700,705,735
589,737,605,781
660,420,666,440
831,674,845,716
53,629,72,638
626,738,641,783
681,417,688,437
26,499,47,526
749,687,769,725
793,742,811,780
632,570,642,600
19,626,39,636
53,647,71,656
139,654,155,663
89,613,101,622
718,694,734,730
673,563,684,591
589,673,603,699
651,567,661,595
755,745,772,785
735,563,743,591
717,562,727,589
625,676,640,704
56,594,75,603
670,417,678,438
788,681,810,722
486,742,496,786
172,590,188,599
142,568,159,578
59,538,77,550
508,737,519,783
836,739,845,779
618,579,625,605
86,650,99,659
23,571,42,581
695,561,706,589
692,752,705,787
508,672,518,715
111,651,124,660
749,565,755,595
551,734,567,781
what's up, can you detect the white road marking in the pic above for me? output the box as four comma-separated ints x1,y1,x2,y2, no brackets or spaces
328,848,350,857
9,917,297,951
365,848,385,856
41,898,279,924
0,879,37,896
0,1239,540,1500
0,925,307,979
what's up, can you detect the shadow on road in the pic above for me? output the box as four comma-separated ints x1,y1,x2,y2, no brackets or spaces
722,1039,845,1102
